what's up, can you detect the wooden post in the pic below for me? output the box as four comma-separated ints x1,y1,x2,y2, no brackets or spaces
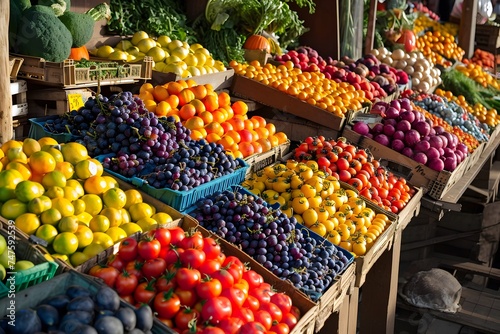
364,0,378,55
0,0,12,144
458,0,478,59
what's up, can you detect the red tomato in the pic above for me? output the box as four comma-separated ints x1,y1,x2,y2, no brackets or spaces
397,29,416,52
249,287,272,306
169,226,185,246
154,290,181,319
222,256,244,282
270,323,290,334
176,268,201,290
243,295,260,312
219,318,244,334
261,302,283,322
270,293,292,315
289,306,301,319
142,258,167,279
164,246,184,265
211,269,235,290
202,328,225,334
88,264,101,276
118,237,138,262
180,230,204,249
134,281,157,304
196,277,222,299
202,237,221,260
156,272,177,292
242,270,263,289
107,254,125,272
148,227,171,248
237,321,267,334
338,169,352,182
180,248,206,269
125,260,144,280
138,237,161,260
115,270,138,296
158,318,174,329
336,157,349,171
175,308,200,330
282,312,298,330
220,287,246,308
175,287,198,307
120,294,135,305
92,266,119,288
317,156,330,170
233,279,249,296
201,296,232,324
215,252,226,264
232,307,254,323
253,310,272,330
198,259,221,276
347,177,363,191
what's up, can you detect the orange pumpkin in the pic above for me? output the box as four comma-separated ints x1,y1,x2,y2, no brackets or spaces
69,45,90,61
243,35,271,53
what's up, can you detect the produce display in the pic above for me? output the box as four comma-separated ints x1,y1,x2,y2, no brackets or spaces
0,234,35,281
0,138,175,267
352,98,469,172
412,2,440,21
138,82,288,158
9,1,110,62
370,48,441,92
455,62,500,90
242,160,395,257
415,30,464,67
190,189,351,294
462,49,496,72
90,226,305,333
229,60,368,117
1,282,156,333
412,14,459,39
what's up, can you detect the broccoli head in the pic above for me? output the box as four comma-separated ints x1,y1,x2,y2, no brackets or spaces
15,5,73,62
9,0,22,49
38,0,71,16
13,0,31,12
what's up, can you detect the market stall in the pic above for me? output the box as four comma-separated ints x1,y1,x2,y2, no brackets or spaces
1,0,500,333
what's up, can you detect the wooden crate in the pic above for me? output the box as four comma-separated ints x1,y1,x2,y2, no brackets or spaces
151,68,234,90
13,115,30,140
244,141,291,177
13,53,153,88
27,87,94,117
9,56,24,80
11,80,28,117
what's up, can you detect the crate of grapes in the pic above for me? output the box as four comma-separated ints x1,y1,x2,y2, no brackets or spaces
28,115,83,142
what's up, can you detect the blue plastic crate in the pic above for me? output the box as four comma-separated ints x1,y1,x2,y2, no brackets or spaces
95,154,149,187
28,116,82,142
140,159,249,212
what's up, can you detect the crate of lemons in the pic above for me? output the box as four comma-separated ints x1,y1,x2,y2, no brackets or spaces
92,31,226,78
0,138,173,268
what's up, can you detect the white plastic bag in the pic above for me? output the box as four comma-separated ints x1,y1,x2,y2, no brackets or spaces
451,0,493,24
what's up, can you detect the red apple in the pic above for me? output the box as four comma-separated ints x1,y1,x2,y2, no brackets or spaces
281,54,290,61
288,50,298,58
299,61,309,70
309,56,318,65
324,72,331,79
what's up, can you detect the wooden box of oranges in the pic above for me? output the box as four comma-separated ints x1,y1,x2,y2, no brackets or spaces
151,68,235,90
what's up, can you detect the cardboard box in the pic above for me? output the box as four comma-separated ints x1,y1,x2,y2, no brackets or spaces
151,68,235,90
231,75,348,131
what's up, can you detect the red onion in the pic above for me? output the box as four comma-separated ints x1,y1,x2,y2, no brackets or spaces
413,152,428,165
366,133,374,139
426,147,440,160
414,140,431,152
429,135,444,149
399,110,416,123
400,98,411,111
438,147,445,156
372,123,384,134
429,128,436,136
352,121,370,136
455,150,464,162
383,124,396,137
396,120,412,132
385,107,400,119
391,139,405,152
428,158,445,172
374,134,390,146
390,100,401,111
404,129,421,147
413,121,431,136
438,135,448,148
384,118,397,127
441,132,455,148
443,156,457,171
372,104,387,114
443,147,455,157
393,130,405,141
402,147,414,157
456,143,468,155
433,126,445,135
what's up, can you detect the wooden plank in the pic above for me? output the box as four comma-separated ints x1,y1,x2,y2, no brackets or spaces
458,0,478,59
364,0,378,55
439,260,500,281
402,230,481,251
0,0,12,143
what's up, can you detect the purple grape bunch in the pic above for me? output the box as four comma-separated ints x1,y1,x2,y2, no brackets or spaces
191,190,351,298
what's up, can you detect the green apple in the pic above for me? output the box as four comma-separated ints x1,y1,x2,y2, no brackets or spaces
0,234,6,255
0,249,13,269
0,264,6,281
14,260,34,272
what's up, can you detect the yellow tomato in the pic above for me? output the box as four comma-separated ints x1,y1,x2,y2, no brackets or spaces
292,197,309,214
300,184,316,198
309,222,327,237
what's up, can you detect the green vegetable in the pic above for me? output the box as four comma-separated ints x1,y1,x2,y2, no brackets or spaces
13,0,31,12
58,3,111,47
9,0,22,48
107,0,195,42
14,5,73,62
38,0,69,16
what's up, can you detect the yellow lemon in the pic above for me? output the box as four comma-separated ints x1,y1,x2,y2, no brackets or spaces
15,213,40,235
157,35,172,47
152,212,173,225
102,188,127,209
92,232,114,248
100,207,122,227
115,39,133,51
103,176,118,190
106,227,127,243
96,45,115,58
1,198,28,220
1,140,23,155
76,212,93,227
75,225,93,248
75,159,99,180
167,40,184,51
52,232,79,255
60,142,89,165
35,224,58,245
15,180,44,202
7,147,28,163
129,203,153,222
147,46,166,62
51,197,74,217
44,186,65,199
89,215,110,232
41,146,64,163
5,161,31,180
83,175,108,195
70,252,90,267
83,243,106,258
41,170,67,189
37,137,58,148
81,194,103,216
120,208,131,225
120,223,142,236
124,189,142,209
27,195,52,214
72,199,86,215
67,179,85,198
137,38,157,53
108,50,128,61
40,208,62,225
0,169,24,188
131,31,149,45
63,186,79,201
58,216,79,233
135,217,158,232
